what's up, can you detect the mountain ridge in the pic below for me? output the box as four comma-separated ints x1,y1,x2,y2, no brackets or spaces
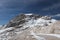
0,13,60,40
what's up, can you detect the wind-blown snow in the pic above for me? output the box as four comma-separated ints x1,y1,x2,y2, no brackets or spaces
0,14,58,40
23,18,57,28
25,14,33,15
0,27,13,33
30,31,46,40
36,33,60,38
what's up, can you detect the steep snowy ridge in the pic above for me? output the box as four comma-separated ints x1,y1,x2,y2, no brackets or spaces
0,13,60,40
0,27,14,34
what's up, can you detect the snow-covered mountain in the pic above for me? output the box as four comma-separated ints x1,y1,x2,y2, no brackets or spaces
6,13,56,27
0,13,60,40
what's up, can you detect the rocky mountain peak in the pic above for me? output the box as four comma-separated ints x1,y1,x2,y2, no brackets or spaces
1,13,60,40
6,13,42,27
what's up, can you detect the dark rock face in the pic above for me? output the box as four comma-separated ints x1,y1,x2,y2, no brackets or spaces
6,13,52,28
6,14,42,28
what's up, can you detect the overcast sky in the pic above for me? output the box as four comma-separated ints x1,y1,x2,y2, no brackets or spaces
0,0,60,25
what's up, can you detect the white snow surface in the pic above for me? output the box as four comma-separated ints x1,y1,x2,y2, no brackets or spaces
0,27,13,33
0,15,58,40
30,31,60,40
25,13,33,15
37,33,60,38
23,18,57,28
30,31,46,40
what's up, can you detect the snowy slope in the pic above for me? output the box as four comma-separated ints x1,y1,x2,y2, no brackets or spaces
0,14,60,40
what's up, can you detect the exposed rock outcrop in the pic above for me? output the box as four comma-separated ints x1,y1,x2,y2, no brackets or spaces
6,14,42,28
6,14,52,28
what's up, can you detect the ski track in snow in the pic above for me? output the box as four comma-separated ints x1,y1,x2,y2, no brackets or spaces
30,31,46,40
37,33,60,38
30,31,60,40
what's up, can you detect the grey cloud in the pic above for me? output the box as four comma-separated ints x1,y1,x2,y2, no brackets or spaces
0,0,60,25
0,0,40,8
0,0,59,9
42,3,60,11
